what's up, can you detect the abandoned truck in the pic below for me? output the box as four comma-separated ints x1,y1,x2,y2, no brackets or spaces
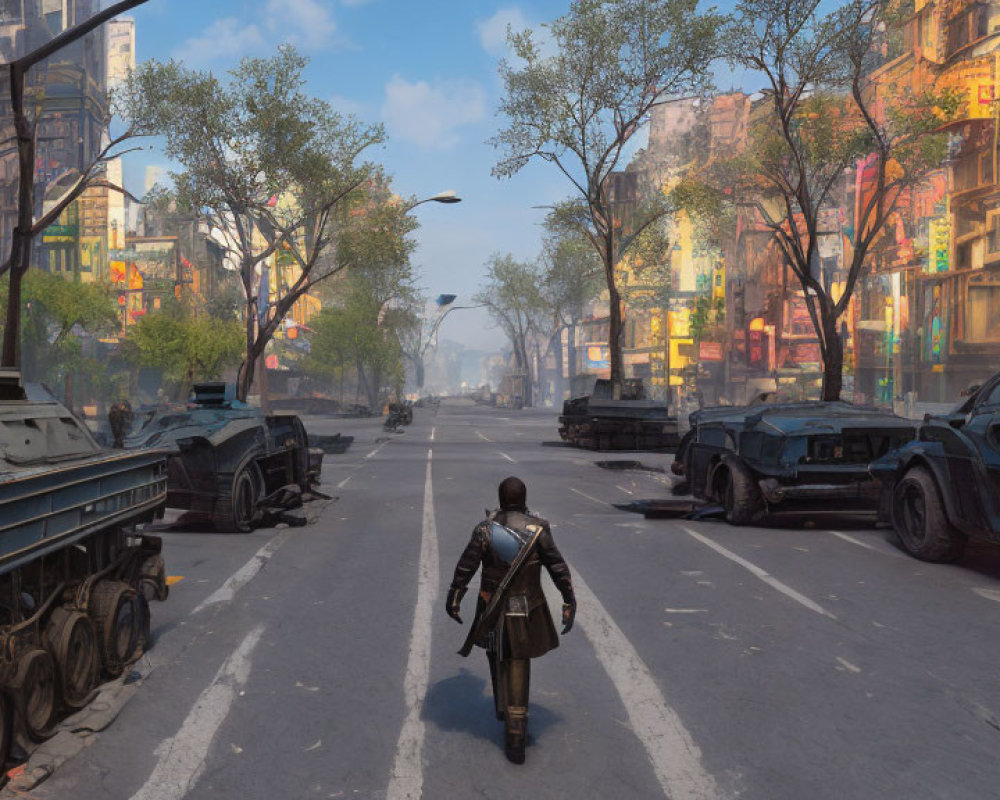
0,372,168,754
672,401,916,525
124,382,324,532
558,379,680,451
870,372,1000,563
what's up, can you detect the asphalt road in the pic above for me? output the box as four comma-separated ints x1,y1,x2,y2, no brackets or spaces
24,400,1000,800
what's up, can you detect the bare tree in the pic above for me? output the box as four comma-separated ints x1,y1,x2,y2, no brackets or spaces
1,0,149,368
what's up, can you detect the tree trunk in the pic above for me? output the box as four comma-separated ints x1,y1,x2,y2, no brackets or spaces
567,322,578,397
820,316,844,402
552,329,564,406
607,280,625,399
415,360,425,389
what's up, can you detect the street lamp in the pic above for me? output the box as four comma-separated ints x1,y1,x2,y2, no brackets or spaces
407,190,462,211
410,297,486,390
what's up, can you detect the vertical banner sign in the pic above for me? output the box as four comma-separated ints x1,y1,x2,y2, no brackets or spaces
927,218,950,273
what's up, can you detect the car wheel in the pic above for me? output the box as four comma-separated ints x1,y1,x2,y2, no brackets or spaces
215,459,263,533
721,461,763,526
892,466,966,562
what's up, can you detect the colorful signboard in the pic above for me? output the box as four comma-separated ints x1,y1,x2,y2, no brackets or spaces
698,341,724,361
927,218,949,273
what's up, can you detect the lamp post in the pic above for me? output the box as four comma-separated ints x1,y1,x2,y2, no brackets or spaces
411,298,485,390
406,190,462,211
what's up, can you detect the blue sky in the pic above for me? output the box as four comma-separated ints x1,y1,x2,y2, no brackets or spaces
118,0,589,354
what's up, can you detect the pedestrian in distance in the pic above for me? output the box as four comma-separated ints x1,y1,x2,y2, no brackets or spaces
446,476,576,764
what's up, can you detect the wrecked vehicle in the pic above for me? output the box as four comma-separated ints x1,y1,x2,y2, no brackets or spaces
870,372,1000,562
673,400,915,525
124,382,327,532
0,372,168,750
558,379,680,451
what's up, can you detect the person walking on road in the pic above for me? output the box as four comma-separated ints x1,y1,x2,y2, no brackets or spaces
446,476,576,764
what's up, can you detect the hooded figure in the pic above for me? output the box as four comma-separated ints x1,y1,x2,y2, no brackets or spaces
446,476,576,764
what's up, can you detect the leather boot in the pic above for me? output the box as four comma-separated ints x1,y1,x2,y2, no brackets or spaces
505,705,527,764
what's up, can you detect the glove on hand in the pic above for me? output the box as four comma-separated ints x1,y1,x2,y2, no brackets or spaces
561,601,576,635
446,587,466,624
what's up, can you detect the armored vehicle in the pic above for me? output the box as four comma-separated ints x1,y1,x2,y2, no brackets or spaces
0,371,168,758
124,382,323,532
673,400,915,524
871,372,1000,562
558,379,680,451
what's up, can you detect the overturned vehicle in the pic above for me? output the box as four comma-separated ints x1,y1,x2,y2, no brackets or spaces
672,401,916,524
870,372,1000,562
124,383,327,532
558,379,680,451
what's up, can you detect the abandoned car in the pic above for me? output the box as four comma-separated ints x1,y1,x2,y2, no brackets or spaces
124,382,324,532
558,378,680,451
870,372,1000,562
672,401,916,524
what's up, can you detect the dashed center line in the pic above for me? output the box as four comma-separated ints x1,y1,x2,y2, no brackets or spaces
616,485,634,495
498,451,516,463
475,430,493,443
193,530,294,614
973,587,1000,603
429,426,435,442
336,475,352,489
130,625,265,800
829,530,898,555
682,526,837,620
570,486,612,507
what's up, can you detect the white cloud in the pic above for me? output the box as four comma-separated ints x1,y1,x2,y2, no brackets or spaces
380,76,487,150
476,8,530,55
266,0,337,48
172,18,265,67
173,1,337,65
341,0,375,5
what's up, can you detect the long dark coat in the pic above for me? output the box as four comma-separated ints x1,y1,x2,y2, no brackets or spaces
450,507,575,660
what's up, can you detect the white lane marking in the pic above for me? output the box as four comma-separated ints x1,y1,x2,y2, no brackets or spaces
430,426,435,442
498,451,516,463
829,530,900,556
192,530,294,614
570,487,611,507
973,587,1000,603
475,430,493,442
569,572,721,800
364,444,384,460
616,485,634,495
386,449,439,800
130,626,265,800
682,527,837,620
664,608,708,614
336,476,352,489
836,657,861,674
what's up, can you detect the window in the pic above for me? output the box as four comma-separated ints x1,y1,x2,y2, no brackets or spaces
947,3,989,56
966,284,1000,341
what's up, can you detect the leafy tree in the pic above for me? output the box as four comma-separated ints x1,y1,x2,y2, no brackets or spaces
301,278,406,409
491,0,723,398
722,0,960,400
536,229,603,399
117,46,384,400
125,309,244,401
1,0,150,367
0,272,121,403
475,254,544,407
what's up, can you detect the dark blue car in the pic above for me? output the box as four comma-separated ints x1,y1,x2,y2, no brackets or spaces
870,372,1000,562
